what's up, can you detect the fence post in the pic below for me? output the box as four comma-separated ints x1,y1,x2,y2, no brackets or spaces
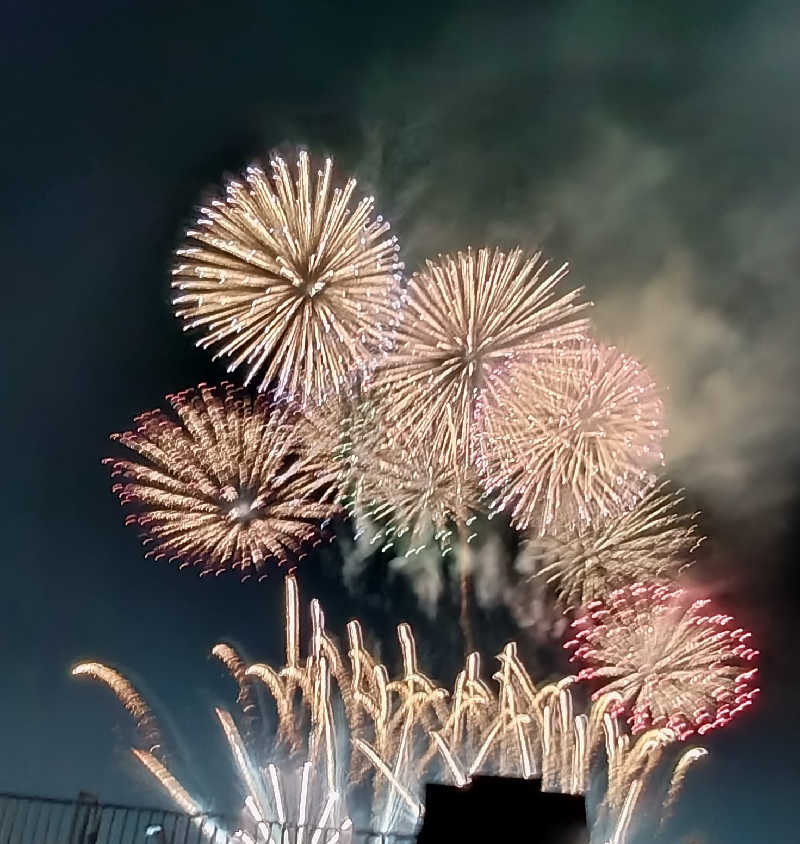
68,792,101,844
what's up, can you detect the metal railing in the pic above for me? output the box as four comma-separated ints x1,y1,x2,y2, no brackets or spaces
0,794,416,844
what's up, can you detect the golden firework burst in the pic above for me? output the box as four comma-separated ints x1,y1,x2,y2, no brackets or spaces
532,483,703,611
373,247,589,468
172,150,403,405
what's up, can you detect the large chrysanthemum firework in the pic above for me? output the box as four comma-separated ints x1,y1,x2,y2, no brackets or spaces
172,150,403,405
374,247,589,467
480,341,666,534
105,383,339,576
533,483,703,611
566,582,759,739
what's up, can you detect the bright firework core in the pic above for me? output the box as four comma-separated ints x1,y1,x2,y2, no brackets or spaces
227,493,258,524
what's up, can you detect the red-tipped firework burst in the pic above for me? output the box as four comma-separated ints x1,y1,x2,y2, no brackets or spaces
566,582,759,739
172,150,403,405
105,382,339,577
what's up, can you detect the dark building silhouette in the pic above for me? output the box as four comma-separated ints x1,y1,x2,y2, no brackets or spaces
416,776,588,843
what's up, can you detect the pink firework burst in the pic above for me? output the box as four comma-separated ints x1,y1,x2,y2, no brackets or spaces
479,341,666,534
565,582,759,740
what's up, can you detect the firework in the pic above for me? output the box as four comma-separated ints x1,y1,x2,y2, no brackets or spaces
566,582,759,739
130,750,202,817
338,397,480,553
212,644,262,749
77,576,703,842
172,150,403,405
308,392,482,650
479,341,666,534
105,382,339,576
531,483,703,611
72,662,164,758
374,247,589,469
661,746,708,824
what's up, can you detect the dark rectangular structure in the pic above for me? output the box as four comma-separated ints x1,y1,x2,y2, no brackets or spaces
416,776,588,843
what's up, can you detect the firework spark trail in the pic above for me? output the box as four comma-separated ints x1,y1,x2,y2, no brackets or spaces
130,750,202,816
212,644,261,750
72,662,164,759
105,382,340,576
375,247,589,471
531,483,704,610
479,341,666,535
661,746,708,824
172,150,403,405
609,778,643,844
77,577,709,840
566,582,760,739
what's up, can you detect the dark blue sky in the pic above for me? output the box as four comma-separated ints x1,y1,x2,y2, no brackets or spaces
2,1,799,841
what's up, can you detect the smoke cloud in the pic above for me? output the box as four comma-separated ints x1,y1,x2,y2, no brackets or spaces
354,2,800,539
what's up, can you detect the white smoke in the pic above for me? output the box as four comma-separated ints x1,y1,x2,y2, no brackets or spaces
338,516,445,618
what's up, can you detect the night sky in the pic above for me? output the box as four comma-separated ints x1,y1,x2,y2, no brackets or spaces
3,1,800,841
